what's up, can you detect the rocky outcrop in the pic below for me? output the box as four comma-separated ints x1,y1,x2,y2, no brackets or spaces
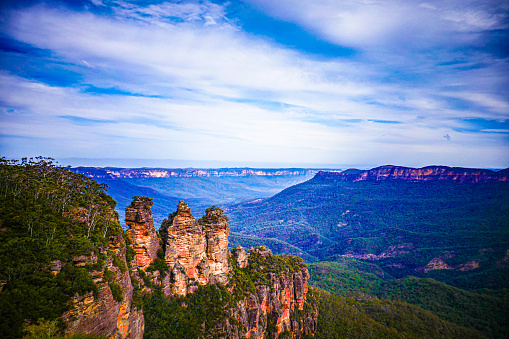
229,247,317,339
315,165,509,183
125,197,160,271
160,201,229,296
62,234,144,339
202,206,230,284
417,258,454,273
344,243,414,261
155,202,317,338
66,199,317,339
232,246,249,268
456,260,481,271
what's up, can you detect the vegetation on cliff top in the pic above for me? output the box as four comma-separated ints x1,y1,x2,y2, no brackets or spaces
143,284,237,339
0,157,123,338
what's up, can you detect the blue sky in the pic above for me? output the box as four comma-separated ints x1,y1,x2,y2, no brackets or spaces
0,0,508,168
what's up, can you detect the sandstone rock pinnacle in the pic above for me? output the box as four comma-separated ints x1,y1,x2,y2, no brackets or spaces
125,196,160,271
160,201,229,296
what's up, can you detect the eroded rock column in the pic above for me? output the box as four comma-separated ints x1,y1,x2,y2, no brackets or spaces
160,201,230,296
203,206,230,284
125,197,160,271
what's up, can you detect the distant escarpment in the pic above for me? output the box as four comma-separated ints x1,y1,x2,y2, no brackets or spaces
315,165,508,182
72,167,317,179
128,199,317,338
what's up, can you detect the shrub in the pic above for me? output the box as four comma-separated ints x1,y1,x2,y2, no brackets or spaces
58,265,98,298
112,254,127,273
108,282,123,302
22,318,59,339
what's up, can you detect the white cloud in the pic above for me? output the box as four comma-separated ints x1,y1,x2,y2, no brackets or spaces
90,0,105,6
419,3,437,10
81,59,94,68
245,0,509,49
111,0,230,27
1,1,508,167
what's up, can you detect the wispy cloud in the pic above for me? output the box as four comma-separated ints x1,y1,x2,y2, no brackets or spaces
245,0,509,48
0,0,507,167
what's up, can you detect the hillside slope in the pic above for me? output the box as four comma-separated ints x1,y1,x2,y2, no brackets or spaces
313,288,486,339
308,257,509,338
227,165,509,289
0,158,144,338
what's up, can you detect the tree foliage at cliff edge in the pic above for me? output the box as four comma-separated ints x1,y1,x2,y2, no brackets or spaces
0,157,123,338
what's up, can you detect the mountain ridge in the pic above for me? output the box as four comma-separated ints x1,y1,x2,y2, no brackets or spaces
72,166,318,178
315,165,509,182
68,166,318,226
226,166,509,290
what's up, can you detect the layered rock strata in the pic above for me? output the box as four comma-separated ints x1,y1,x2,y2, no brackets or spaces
232,246,249,268
125,197,160,271
160,201,229,296
231,247,317,339
63,235,144,339
157,202,317,338
72,167,316,179
316,165,509,182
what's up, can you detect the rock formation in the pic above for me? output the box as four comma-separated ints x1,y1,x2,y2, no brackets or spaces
417,257,454,273
154,202,317,338
63,198,317,339
232,246,249,268
160,201,229,296
230,247,317,339
125,197,160,271
315,165,509,182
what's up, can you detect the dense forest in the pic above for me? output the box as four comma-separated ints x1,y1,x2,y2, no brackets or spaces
0,157,124,338
309,257,509,338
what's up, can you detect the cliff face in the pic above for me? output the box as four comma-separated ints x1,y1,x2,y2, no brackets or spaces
63,227,144,339
62,198,316,339
125,197,160,271
315,165,509,182
72,167,316,179
230,247,317,339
